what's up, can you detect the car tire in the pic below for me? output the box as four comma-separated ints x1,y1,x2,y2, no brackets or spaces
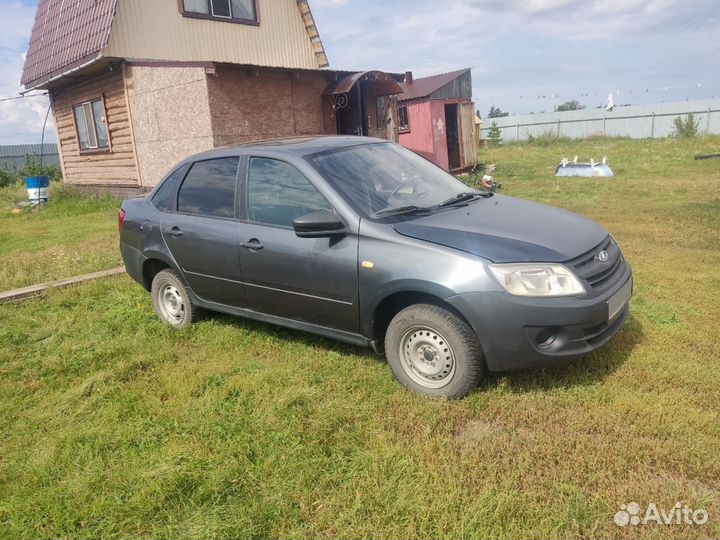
151,269,198,328
385,303,484,399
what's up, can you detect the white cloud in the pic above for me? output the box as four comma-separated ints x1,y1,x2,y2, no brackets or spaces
0,1,55,145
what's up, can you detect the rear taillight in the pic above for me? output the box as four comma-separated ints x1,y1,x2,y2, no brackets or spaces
118,208,126,234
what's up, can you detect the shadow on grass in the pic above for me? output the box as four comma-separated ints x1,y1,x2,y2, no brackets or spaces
202,310,644,393
199,310,380,361
480,313,644,392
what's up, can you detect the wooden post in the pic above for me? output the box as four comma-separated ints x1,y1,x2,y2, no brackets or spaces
708,107,712,133
557,119,561,137
650,112,655,139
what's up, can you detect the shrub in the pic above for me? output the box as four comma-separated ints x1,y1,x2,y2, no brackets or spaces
0,164,15,188
487,121,503,146
672,114,700,138
19,155,63,183
0,155,63,188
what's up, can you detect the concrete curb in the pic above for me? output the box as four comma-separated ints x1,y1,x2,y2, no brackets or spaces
0,267,126,303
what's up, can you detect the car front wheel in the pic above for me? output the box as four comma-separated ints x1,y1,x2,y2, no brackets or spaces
385,304,484,399
151,269,197,328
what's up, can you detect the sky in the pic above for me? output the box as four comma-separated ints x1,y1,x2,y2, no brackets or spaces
1,0,719,145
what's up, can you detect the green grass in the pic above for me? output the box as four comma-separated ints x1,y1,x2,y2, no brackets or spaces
0,183,122,291
1,137,719,539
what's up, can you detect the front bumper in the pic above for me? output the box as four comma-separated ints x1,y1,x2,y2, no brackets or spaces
446,265,632,372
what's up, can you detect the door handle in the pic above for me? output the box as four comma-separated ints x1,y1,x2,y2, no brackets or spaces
167,226,183,238
240,239,264,250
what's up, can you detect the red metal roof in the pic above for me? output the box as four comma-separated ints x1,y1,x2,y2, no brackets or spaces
21,0,118,89
399,68,470,101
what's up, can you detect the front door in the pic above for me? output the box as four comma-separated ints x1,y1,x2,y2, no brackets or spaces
238,157,359,332
161,157,245,307
337,82,367,136
445,104,461,170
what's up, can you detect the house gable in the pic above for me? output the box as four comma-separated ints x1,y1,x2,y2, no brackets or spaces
104,0,325,71
22,0,328,91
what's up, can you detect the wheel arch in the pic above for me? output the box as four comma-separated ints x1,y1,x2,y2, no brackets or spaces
141,252,180,291
369,287,476,354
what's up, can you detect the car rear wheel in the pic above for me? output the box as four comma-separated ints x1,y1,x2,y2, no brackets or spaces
385,304,484,399
151,269,197,328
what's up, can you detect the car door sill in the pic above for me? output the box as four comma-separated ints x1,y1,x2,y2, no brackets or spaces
191,292,371,349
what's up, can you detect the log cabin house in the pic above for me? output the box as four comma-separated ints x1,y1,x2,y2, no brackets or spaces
21,0,406,194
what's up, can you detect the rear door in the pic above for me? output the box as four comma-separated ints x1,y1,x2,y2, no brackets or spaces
161,156,246,307
237,157,359,332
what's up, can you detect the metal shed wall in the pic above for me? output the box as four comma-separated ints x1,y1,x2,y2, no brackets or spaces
0,144,60,169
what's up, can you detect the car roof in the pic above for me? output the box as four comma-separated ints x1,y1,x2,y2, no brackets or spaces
184,135,389,162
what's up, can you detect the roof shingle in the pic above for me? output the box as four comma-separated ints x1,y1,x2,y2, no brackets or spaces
21,0,118,89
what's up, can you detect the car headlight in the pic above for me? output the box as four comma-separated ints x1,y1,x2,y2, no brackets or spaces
489,263,585,297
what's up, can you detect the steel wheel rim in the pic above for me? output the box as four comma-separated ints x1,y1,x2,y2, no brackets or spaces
159,284,185,324
398,325,456,389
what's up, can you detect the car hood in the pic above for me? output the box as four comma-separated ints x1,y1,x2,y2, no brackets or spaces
393,194,608,263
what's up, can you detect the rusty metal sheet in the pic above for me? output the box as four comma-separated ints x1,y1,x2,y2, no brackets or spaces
323,71,402,97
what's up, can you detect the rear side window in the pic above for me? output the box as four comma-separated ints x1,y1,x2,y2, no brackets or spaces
177,157,239,218
152,164,189,211
248,158,331,228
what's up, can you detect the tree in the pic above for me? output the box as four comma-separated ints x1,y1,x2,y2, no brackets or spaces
488,105,509,118
672,114,700,138
487,121,502,146
555,100,585,112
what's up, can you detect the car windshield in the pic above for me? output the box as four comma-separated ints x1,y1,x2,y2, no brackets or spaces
306,142,476,218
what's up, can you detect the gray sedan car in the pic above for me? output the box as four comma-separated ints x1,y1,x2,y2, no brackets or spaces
119,136,632,399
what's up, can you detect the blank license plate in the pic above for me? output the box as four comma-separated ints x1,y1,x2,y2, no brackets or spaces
608,277,632,321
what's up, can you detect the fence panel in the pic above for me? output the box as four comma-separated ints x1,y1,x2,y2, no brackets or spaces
480,99,720,141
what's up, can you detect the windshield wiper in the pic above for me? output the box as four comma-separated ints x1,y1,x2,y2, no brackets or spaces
374,205,432,218
437,191,492,208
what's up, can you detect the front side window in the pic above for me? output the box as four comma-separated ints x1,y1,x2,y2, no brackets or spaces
307,142,471,218
73,98,109,151
177,157,239,218
182,0,256,22
248,158,331,228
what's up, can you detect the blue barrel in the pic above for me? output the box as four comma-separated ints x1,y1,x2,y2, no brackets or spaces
26,176,50,203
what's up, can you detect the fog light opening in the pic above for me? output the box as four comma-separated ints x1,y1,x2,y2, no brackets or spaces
536,328,558,348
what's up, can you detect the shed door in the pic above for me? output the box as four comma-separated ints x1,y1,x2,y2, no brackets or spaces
458,102,478,169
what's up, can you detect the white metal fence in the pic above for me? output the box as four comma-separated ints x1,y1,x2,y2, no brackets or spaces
480,98,720,141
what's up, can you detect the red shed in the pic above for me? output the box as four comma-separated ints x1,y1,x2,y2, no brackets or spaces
397,69,478,171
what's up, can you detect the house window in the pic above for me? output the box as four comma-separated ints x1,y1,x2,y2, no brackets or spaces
182,0,257,23
73,98,109,152
398,105,410,133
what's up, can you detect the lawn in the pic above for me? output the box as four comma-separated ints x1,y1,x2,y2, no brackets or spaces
0,136,719,539
0,183,123,292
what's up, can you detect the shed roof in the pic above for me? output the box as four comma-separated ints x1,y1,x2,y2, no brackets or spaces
21,0,118,89
399,68,470,102
0,144,59,158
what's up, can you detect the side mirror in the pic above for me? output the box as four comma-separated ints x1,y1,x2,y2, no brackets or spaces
293,210,348,238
